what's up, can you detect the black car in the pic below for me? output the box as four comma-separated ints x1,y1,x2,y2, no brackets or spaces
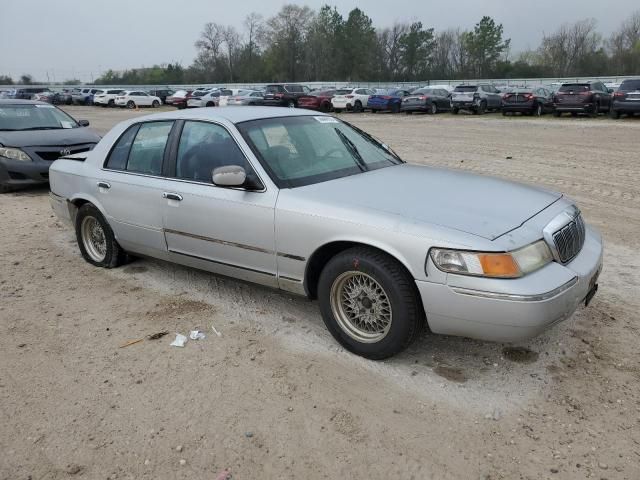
0,100,100,192
263,84,311,108
401,87,451,114
14,87,50,100
609,78,640,119
553,81,612,117
147,88,175,104
501,86,554,116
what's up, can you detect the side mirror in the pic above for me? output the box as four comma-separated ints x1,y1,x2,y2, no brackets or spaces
212,165,246,187
78,119,90,127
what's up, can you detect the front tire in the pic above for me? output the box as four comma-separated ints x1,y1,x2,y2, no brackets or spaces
317,247,423,359
75,204,125,268
430,102,437,114
152,100,160,108
126,100,135,109
353,100,363,112
533,103,543,116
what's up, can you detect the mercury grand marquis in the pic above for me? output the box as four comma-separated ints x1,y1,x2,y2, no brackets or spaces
49,107,603,359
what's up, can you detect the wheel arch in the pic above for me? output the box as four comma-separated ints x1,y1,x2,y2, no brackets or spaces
68,194,109,226
304,240,417,300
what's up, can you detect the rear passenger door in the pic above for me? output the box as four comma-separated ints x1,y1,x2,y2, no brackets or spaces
97,121,175,256
162,120,279,287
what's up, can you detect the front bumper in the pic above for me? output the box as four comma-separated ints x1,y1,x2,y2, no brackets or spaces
416,227,603,342
502,102,535,112
554,103,592,112
400,103,428,112
612,100,640,113
0,156,50,187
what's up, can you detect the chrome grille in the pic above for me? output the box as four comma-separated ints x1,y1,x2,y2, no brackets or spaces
552,213,585,263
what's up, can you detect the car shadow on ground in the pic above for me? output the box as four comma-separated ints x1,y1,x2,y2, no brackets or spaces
4,184,50,197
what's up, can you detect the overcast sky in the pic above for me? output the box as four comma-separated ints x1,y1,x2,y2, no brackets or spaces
0,0,635,82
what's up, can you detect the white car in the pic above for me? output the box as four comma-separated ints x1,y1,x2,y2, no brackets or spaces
93,89,125,107
115,91,161,109
331,87,375,112
186,89,218,108
218,89,252,107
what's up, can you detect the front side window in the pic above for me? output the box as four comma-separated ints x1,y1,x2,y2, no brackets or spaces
238,116,402,188
126,121,173,175
175,121,249,183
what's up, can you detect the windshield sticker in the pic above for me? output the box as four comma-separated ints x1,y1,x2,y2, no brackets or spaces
35,104,55,108
314,116,339,124
60,121,74,129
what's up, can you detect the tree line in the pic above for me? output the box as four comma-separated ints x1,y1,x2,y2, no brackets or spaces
2,5,639,85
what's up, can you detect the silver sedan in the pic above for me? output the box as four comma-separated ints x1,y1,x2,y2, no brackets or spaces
49,107,603,359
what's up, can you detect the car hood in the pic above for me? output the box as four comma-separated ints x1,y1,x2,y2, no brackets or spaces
0,128,101,147
292,164,562,240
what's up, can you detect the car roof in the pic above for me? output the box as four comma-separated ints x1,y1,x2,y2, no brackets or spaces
0,99,45,105
125,106,325,124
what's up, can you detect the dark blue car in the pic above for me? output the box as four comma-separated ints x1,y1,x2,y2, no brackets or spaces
367,89,412,113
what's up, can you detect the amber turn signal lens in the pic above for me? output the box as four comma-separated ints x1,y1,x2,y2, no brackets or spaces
478,254,521,278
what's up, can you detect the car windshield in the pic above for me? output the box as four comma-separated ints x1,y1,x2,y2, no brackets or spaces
619,79,640,91
0,104,79,131
454,86,477,92
237,115,403,188
559,84,589,92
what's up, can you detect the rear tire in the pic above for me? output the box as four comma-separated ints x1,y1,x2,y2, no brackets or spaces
533,103,543,116
75,204,125,268
206,102,215,107
152,100,160,108
317,247,423,359
430,102,437,114
590,102,600,117
126,101,135,109
353,101,363,112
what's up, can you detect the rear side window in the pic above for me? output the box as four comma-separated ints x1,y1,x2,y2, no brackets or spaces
105,125,138,170
620,79,640,91
105,122,173,174
127,122,173,175
175,121,248,183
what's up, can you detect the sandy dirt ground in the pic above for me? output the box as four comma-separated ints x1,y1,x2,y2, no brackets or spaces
1,106,639,480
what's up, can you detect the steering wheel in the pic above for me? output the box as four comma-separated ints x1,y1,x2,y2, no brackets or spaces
322,147,346,159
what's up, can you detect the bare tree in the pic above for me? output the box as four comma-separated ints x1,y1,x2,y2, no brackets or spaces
380,23,409,80
607,11,640,74
538,19,601,76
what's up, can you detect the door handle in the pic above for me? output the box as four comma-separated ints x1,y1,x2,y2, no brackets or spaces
97,181,111,189
163,192,183,201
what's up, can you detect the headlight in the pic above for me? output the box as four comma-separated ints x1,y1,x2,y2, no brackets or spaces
0,147,31,162
430,240,552,278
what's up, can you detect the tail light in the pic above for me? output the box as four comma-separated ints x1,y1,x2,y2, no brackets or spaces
613,91,626,98
524,93,534,100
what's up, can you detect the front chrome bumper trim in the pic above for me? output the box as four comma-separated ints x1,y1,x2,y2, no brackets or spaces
451,276,578,302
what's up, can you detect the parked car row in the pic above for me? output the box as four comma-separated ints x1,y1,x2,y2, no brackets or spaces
170,80,640,119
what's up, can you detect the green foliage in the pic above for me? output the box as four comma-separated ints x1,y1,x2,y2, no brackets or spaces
0,75,13,85
462,16,510,78
79,7,640,84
